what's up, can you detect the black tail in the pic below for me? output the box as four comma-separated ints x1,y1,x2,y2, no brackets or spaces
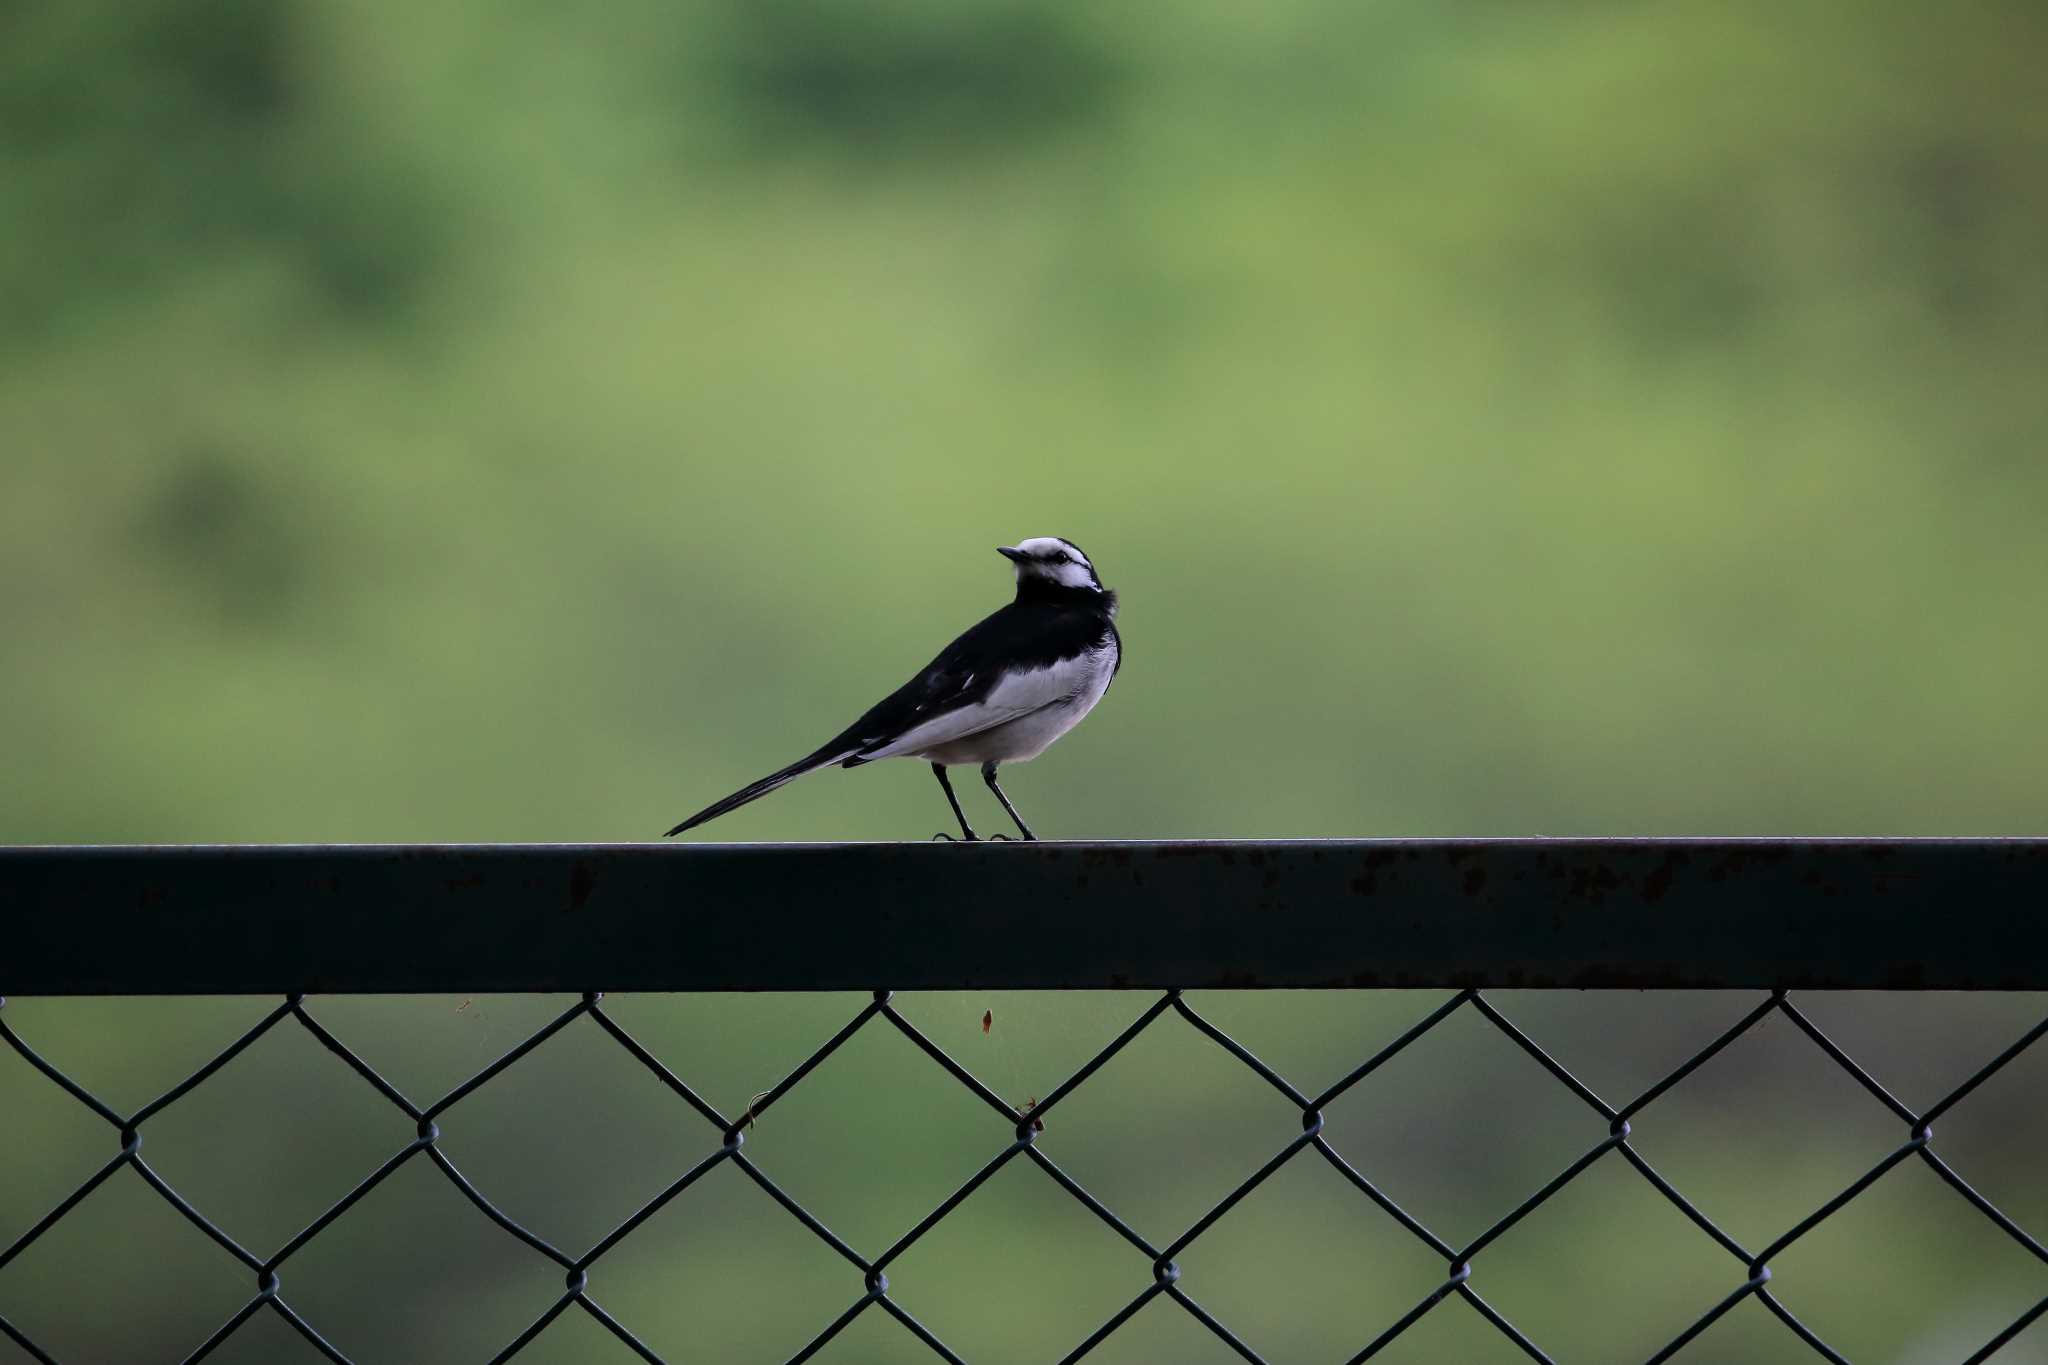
662,744,853,838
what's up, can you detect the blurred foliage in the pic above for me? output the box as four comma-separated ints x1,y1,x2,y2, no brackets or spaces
3,0,2046,1358
3,0,2045,844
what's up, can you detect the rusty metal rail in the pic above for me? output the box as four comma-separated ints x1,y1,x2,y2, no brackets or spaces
4,839,2045,994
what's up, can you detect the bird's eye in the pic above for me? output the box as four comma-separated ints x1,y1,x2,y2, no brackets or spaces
1053,552,1071,564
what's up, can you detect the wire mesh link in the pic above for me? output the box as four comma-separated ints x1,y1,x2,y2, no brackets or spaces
3,985,2045,1364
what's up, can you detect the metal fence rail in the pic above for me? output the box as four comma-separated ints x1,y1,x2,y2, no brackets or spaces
3,840,2046,1364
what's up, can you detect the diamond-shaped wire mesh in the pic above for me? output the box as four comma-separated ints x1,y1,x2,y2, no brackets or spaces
2,987,2044,1364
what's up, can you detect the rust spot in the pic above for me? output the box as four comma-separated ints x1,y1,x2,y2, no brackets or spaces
1641,853,1680,904
1353,846,1402,896
1800,867,1843,897
1566,864,1621,901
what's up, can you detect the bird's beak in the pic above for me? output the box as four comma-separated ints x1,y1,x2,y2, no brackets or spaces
997,546,1026,563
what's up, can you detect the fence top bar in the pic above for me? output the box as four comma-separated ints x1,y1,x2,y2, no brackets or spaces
3,839,2044,994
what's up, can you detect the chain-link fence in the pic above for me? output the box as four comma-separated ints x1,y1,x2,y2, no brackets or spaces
4,842,2046,1362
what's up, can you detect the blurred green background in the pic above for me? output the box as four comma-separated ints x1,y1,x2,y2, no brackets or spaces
3,0,2045,1359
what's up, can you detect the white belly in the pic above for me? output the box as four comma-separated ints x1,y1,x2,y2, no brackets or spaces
913,642,1116,766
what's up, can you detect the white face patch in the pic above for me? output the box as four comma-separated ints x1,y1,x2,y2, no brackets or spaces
1009,536,1098,590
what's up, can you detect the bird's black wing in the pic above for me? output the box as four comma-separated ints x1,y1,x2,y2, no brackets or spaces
830,599,1114,765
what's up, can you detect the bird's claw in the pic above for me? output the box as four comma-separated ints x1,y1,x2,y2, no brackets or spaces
931,832,980,843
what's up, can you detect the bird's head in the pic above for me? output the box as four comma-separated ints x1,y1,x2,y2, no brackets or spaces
998,537,1108,598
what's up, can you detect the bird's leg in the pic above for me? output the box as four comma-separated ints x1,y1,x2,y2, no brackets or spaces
982,762,1037,841
931,763,978,842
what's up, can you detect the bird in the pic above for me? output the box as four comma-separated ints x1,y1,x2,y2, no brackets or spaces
664,537,1121,842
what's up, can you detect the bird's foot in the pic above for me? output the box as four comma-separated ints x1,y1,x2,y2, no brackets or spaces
931,831,981,843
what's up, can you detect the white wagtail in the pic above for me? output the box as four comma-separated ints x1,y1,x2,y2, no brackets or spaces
664,537,1120,842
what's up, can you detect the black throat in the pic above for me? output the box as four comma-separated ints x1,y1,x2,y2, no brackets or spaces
1014,579,1116,614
